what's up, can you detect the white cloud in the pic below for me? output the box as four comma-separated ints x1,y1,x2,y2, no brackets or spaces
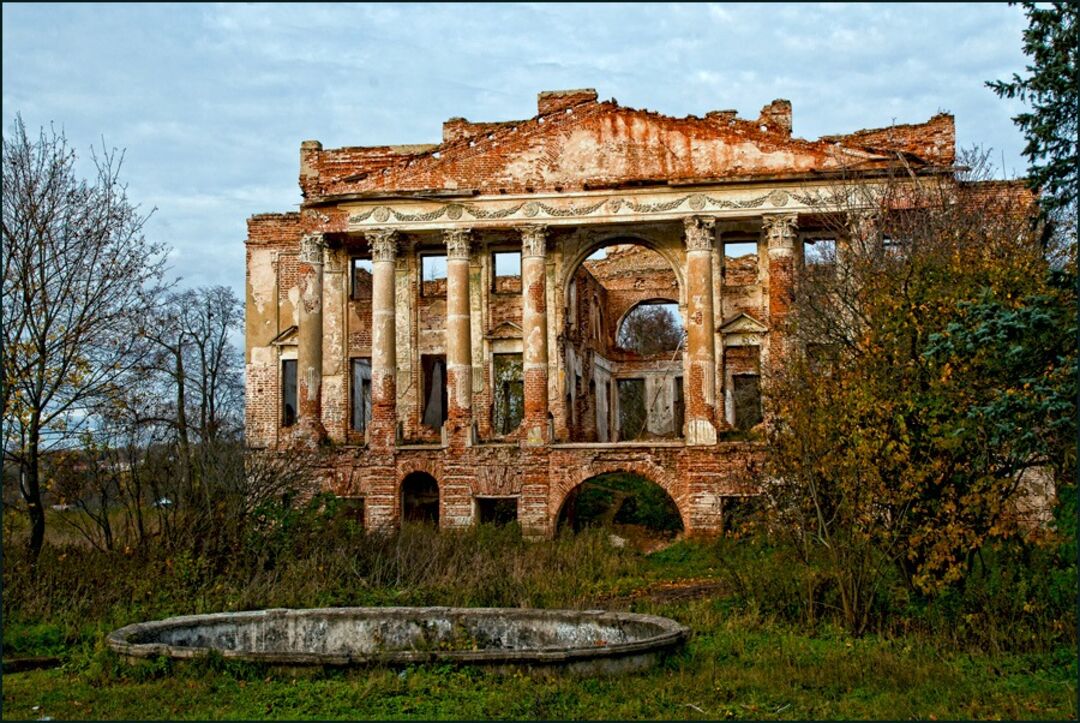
3,2,1033,300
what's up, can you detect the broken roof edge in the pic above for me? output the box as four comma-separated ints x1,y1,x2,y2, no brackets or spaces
299,91,958,199
304,94,951,161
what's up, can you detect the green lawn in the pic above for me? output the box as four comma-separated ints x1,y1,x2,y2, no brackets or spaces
4,538,1076,720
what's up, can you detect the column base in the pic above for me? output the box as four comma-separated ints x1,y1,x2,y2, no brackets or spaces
685,418,717,446
522,418,551,447
445,417,475,449
291,419,327,449
367,420,398,453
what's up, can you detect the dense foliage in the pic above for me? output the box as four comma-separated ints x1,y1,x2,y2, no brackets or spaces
762,156,1077,633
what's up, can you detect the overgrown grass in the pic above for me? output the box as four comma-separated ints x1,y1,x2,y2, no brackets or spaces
3,503,1076,720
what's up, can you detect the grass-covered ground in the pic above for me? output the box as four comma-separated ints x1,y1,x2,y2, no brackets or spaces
3,524,1076,720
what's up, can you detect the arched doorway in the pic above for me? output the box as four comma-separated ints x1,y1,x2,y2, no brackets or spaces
401,472,440,524
555,472,684,549
561,239,685,442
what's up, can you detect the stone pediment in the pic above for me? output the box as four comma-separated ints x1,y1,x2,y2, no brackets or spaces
304,91,954,200
719,313,768,336
487,321,523,340
270,325,298,346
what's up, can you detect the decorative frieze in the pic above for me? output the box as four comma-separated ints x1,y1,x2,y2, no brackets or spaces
345,185,877,230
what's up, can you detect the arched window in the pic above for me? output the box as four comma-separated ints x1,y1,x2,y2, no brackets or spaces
616,300,683,355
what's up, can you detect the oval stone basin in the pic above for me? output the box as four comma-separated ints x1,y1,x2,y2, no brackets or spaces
107,607,690,673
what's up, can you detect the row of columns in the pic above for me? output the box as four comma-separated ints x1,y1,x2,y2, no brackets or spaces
360,224,550,452
292,213,798,450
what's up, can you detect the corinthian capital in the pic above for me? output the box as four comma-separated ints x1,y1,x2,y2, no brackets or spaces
683,215,716,252
762,214,798,251
520,225,548,258
299,233,325,264
444,228,473,260
366,228,399,262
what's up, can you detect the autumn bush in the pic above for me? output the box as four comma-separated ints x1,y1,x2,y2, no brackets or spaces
761,153,1078,634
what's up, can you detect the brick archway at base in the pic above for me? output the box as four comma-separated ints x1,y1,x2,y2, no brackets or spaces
550,458,688,532
396,458,444,487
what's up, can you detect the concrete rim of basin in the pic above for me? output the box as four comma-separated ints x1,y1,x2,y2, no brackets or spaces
107,607,691,667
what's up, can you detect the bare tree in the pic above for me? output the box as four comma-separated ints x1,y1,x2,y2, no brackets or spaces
616,302,683,356
1,114,170,562
178,286,244,443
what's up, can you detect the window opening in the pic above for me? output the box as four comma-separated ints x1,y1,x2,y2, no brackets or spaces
724,240,758,284
882,236,906,256
351,258,373,300
281,359,297,427
617,378,647,440
616,301,682,355
421,254,447,297
733,374,763,430
476,497,518,526
421,354,448,429
492,251,521,293
492,353,524,435
804,238,836,265
350,358,371,434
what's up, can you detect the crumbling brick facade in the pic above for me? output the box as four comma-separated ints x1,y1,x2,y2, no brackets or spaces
245,89,957,537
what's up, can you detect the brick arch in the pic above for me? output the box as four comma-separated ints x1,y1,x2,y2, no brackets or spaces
398,463,442,526
396,458,444,487
551,458,688,532
561,232,686,305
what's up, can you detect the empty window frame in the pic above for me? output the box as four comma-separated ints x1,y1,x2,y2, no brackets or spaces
803,238,836,265
351,258,373,300
421,254,447,297
281,359,298,427
723,240,759,283
350,358,372,434
476,497,518,526
732,374,762,431
882,236,907,256
492,251,522,293
617,378,647,441
492,353,524,435
421,354,448,429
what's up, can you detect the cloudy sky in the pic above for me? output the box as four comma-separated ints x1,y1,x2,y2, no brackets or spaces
3,3,1031,298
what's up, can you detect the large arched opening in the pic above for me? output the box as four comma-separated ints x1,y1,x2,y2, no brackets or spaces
561,238,686,442
401,472,440,525
555,472,684,550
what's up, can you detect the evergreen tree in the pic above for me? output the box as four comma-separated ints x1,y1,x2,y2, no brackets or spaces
987,2,1079,214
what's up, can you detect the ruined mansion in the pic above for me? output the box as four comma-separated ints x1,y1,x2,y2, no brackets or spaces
245,89,957,536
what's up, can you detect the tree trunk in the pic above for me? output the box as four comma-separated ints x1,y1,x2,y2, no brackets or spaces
22,430,45,566
175,344,192,495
